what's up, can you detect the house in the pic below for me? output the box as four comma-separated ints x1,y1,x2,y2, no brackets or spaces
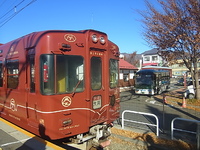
140,49,191,77
119,55,138,88
141,48,166,67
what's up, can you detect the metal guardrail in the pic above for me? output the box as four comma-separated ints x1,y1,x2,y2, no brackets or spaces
121,110,159,136
171,117,200,150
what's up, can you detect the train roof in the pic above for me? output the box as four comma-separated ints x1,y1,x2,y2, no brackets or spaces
0,29,107,47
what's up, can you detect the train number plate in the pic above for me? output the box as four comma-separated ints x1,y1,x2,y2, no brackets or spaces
93,96,102,109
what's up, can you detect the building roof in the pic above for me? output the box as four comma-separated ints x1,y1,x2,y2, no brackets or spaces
142,48,159,55
119,59,138,70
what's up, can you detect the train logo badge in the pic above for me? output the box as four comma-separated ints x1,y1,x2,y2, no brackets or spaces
64,34,76,42
10,98,17,111
61,96,72,107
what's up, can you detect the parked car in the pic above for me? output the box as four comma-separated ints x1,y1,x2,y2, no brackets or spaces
184,80,200,99
177,78,184,86
184,84,195,99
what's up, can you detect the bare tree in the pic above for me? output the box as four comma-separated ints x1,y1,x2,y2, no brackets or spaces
140,0,200,99
124,51,140,67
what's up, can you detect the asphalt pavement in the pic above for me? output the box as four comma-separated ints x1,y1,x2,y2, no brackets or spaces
117,85,200,144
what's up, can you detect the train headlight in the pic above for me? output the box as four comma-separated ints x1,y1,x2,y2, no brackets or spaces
62,118,72,126
110,95,116,106
100,36,106,45
92,34,98,43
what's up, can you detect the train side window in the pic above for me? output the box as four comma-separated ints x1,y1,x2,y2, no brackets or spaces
6,59,19,89
91,57,102,90
0,61,3,87
30,56,35,92
40,55,54,95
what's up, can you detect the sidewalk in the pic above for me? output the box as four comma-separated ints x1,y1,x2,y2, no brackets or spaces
154,88,200,112
0,118,62,150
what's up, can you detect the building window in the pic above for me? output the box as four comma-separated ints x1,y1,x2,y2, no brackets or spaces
152,56,158,61
123,74,129,82
144,56,150,61
123,70,130,74
197,62,200,68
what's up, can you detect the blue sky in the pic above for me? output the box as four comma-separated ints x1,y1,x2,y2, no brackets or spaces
0,0,158,54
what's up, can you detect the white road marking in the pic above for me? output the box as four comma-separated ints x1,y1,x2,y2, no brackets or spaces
0,137,31,147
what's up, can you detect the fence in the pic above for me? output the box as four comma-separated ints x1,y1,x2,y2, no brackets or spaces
121,110,159,136
171,117,200,150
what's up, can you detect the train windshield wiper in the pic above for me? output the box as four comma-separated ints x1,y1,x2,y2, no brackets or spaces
71,80,82,97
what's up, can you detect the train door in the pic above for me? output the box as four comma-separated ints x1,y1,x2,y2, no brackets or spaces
0,60,5,112
26,50,38,127
90,52,107,125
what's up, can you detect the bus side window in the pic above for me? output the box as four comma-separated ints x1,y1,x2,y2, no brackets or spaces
0,61,3,87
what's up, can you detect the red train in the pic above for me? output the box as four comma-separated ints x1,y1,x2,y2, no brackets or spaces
0,30,120,148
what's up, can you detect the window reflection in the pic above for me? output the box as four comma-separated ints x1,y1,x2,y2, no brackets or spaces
110,59,119,88
91,57,102,90
41,55,84,95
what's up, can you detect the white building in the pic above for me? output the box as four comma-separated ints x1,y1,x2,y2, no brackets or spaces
141,48,165,67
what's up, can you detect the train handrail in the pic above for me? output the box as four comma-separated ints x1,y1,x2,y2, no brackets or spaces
121,110,159,136
171,117,200,150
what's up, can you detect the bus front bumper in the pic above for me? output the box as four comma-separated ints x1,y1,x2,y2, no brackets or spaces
135,89,154,95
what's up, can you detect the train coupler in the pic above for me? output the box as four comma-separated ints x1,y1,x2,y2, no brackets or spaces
70,123,112,148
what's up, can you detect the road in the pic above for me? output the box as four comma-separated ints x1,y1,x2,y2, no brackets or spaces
117,84,200,143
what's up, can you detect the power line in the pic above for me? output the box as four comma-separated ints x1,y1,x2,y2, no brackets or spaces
0,0,24,20
0,0,36,28
0,0,19,11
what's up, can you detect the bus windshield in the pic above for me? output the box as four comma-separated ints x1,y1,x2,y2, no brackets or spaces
135,74,153,87
40,54,84,95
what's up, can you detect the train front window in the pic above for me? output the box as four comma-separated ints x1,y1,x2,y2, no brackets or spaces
40,55,84,95
91,57,102,90
110,59,119,88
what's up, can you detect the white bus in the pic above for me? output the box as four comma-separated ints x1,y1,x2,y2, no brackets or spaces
135,69,170,95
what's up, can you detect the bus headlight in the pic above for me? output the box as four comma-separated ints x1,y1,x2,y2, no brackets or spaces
92,34,98,43
100,36,106,45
